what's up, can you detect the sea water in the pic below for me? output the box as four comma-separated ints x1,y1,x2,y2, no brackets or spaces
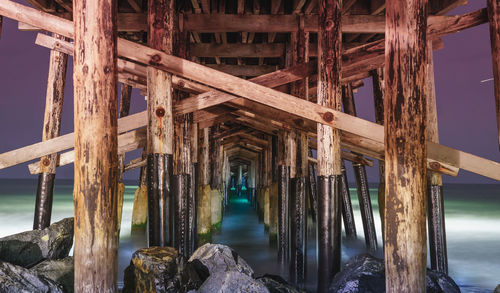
0,178,498,292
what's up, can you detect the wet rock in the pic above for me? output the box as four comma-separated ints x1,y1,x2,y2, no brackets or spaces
494,284,500,293
0,218,73,268
31,257,73,293
188,243,253,280
122,246,181,293
0,261,63,293
198,270,269,293
256,274,305,293
179,260,205,292
329,254,460,293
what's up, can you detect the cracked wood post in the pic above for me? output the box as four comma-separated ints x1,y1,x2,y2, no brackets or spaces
289,18,309,287
190,122,199,255
371,68,385,242
210,125,222,233
342,84,377,252
384,1,428,292
488,0,500,150
426,42,448,274
277,129,289,265
72,0,119,289
269,135,279,246
317,0,343,292
34,33,68,230
146,0,175,247
117,83,132,234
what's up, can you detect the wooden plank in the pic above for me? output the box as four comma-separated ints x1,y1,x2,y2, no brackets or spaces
488,0,500,150
205,64,277,76
190,43,284,57
184,13,385,33
0,1,499,181
384,1,428,292
29,127,147,174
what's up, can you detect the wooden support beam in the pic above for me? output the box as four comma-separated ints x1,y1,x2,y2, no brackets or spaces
33,33,68,230
487,0,500,150
72,0,118,289
190,43,284,58
384,1,428,292
0,1,499,182
205,64,277,77
317,0,342,292
184,13,385,33
0,16,2,39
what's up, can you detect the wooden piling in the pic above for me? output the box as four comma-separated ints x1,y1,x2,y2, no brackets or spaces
342,85,378,252
190,122,199,254
371,68,385,241
34,33,68,230
426,42,448,273
117,83,132,234
277,130,289,265
198,128,212,245
487,0,500,150
384,1,428,292
72,0,119,289
146,0,175,247
317,0,343,291
340,161,357,239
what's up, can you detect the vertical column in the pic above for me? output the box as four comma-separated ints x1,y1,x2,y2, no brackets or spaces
117,84,132,234
198,127,212,245
277,132,289,265
317,0,342,292
263,136,272,232
384,1,428,292
307,148,318,221
289,20,310,285
371,68,385,241
146,0,175,247
34,33,68,230
340,161,356,239
426,43,447,273
72,0,118,289
269,135,279,246
342,85,377,251
487,0,500,149
190,122,199,254
210,125,222,232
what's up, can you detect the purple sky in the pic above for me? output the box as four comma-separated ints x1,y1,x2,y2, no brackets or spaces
0,0,499,184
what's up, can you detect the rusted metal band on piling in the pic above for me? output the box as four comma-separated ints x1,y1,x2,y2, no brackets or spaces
353,163,378,252
428,184,448,274
317,175,342,293
340,162,357,239
277,165,289,265
147,153,173,247
33,172,56,230
289,177,307,287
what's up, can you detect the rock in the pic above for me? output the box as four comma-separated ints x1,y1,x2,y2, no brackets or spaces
494,284,500,293
31,257,73,293
0,218,74,268
0,261,63,293
329,254,460,293
179,260,205,292
198,271,269,293
122,246,181,293
188,243,253,280
256,274,305,293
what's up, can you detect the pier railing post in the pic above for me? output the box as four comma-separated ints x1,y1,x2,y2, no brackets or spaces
146,0,175,247
34,33,68,230
317,0,343,291
384,1,428,292
72,0,119,289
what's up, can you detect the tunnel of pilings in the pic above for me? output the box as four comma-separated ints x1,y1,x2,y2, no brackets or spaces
0,0,499,292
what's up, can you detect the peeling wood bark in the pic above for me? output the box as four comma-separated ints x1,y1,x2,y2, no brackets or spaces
384,1,428,292
487,0,500,150
72,0,119,289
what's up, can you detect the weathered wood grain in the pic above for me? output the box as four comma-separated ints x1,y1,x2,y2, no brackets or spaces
488,0,500,150
384,1,428,292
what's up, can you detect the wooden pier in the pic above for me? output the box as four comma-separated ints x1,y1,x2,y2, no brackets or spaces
0,0,499,292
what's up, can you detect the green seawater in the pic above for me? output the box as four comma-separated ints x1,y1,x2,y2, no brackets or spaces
0,179,498,292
